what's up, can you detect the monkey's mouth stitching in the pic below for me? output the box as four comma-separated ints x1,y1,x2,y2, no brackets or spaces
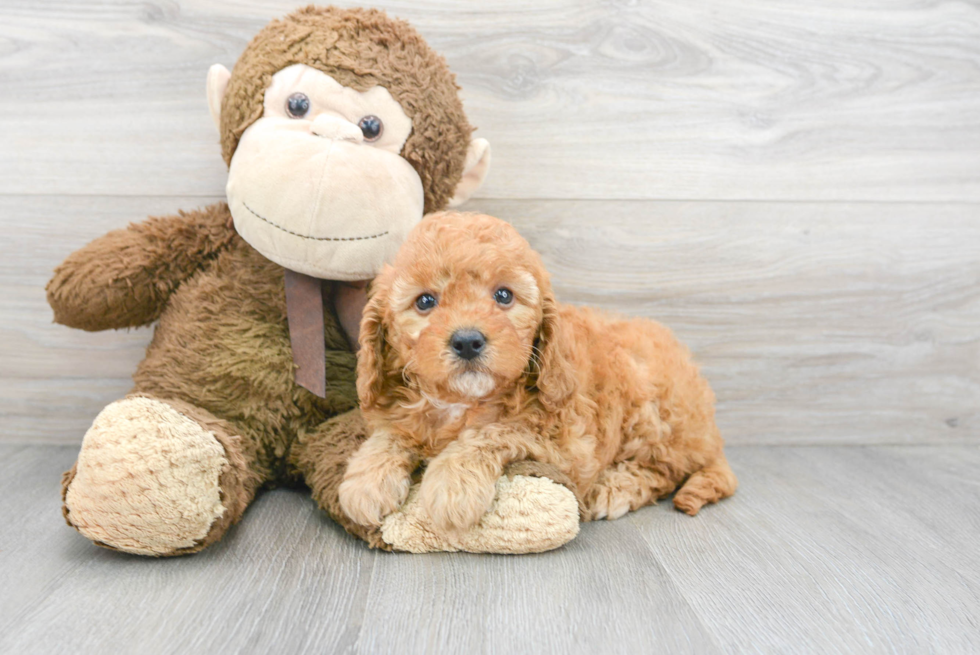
243,202,390,242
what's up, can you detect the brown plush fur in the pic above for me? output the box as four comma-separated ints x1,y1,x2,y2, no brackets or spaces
46,204,238,331
47,7,483,554
222,5,473,213
342,213,737,533
50,202,378,549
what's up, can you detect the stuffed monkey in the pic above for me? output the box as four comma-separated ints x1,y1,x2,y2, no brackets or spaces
47,6,580,556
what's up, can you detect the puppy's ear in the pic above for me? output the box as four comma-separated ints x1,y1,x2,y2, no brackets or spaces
356,276,391,410
530,293,577,411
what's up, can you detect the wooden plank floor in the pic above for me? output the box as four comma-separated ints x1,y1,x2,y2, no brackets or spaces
4,196,979,446
3,2,979,653
3,0,979,201
2,443,978,655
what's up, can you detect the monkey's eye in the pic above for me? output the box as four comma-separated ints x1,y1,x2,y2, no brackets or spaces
358,115,384,141
286,93,311,118
493,288,515,307
415,293,437,313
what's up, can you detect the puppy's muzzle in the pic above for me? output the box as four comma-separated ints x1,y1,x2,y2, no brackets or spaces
450,329,486,361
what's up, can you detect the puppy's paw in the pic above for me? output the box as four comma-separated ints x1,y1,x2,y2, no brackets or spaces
418,461,497,533
672,491,706,516
584,484,633,521
339,469,412,527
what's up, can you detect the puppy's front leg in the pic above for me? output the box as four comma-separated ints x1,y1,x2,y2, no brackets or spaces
339,429,418,527
419,425,534,533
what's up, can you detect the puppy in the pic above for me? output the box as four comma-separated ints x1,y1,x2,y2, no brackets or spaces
339,212,737,533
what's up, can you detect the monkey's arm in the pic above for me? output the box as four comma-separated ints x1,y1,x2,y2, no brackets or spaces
46,203,237,331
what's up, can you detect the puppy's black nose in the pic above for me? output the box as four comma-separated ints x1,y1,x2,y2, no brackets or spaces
450,329,487,361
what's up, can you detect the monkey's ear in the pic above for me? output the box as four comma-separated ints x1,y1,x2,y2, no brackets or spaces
206,64,232,133
447,138,491,208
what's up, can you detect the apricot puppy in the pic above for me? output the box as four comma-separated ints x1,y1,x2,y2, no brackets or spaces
339,212,737,533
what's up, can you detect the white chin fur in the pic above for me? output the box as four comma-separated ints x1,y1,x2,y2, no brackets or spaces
449,371,496,398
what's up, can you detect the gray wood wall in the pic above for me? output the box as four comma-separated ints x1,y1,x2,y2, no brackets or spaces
2,0,978,445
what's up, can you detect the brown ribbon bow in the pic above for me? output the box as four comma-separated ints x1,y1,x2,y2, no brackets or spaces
284,268,327,397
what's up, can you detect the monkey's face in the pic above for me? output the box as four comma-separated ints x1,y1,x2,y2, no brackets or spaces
225,64,425,281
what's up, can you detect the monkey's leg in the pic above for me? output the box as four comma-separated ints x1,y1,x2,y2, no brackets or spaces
386,460,582,554
290,410,582,554
62,395,266,556
288,409,389,549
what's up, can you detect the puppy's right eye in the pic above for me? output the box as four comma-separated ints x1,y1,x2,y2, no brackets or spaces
415,293,437,312
493,287,515,307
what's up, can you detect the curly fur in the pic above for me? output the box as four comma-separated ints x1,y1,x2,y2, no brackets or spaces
341,212,737,533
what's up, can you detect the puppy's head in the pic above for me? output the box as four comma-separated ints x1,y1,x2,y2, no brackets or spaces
357,212,573,409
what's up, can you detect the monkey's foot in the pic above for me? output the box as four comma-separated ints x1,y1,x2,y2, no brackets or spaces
63,397,234,556
380,469,580,554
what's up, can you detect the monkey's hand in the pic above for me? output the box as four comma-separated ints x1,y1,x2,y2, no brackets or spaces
46,202,237,331
383,461,581,554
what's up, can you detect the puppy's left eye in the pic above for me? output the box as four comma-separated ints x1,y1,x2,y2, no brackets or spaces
493,288,515,307
415,293,437,312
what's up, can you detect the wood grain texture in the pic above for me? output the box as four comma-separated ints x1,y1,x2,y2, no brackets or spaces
487,198,980,446
5,195,977,445
355,519,720,654
0,446,100,628
0,445,378,655
0,195,216,444
629,445,980,654
0,0,978,200
2,444,978,654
